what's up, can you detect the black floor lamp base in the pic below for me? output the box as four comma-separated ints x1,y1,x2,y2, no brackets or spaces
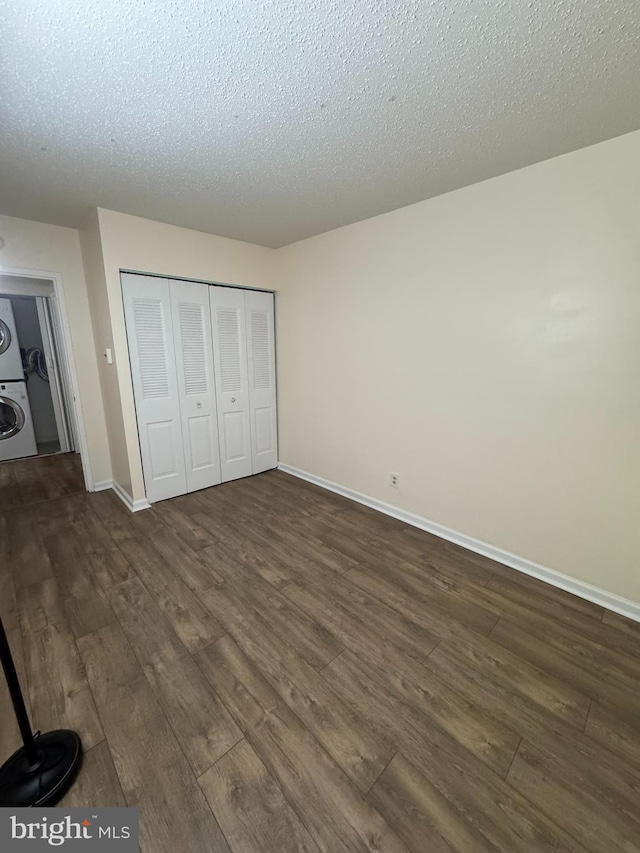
0,613,82,807
0,729,82,807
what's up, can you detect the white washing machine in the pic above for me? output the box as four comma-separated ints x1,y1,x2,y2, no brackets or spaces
0,299,24,381
0,381,37,461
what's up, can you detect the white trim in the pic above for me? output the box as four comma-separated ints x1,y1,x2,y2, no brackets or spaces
0,265,94,490
120,268,276,294
0,275,55,297
90,478,151,512
278,463,640,624
111,480,152,513
35,297,71,452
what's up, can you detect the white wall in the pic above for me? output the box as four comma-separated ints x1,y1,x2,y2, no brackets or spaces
84,208,276,502
0,214,111,485
275,130,640,602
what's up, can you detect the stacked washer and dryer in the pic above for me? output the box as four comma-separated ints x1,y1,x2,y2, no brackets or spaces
0,298,38,461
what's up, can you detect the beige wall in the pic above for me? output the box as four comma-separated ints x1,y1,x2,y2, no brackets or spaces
275,130,640,602
90,208,276,501
4,132,637,603
0,213,111,486
79,211,127,489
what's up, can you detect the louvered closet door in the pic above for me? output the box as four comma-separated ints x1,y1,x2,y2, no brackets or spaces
121,273,187,502
245,289,278,473
169,280,221,492
209,286,252,482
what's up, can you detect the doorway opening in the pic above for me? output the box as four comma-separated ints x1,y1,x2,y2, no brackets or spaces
0,274,77,466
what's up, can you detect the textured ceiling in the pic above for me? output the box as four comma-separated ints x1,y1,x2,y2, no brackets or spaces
1,1,639,248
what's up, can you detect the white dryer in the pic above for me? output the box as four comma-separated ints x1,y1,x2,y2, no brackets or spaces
0,299,24,381
0,381,37,461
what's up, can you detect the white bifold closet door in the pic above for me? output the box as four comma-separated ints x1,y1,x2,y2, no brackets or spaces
245,289,278,473
122,273,187,502
209,286,252,482
124,273,277,501
169,280,221,491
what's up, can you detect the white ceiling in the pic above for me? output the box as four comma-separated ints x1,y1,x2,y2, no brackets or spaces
1,1,639,248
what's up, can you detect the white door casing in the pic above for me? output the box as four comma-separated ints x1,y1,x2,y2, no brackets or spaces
245,289,278,473
122,273,187,502
209,285,252,482
46,295,79,451
35,296,72,452
169,280,221,492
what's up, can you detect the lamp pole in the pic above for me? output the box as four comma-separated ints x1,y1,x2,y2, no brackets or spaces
0,617,39,766
0,616,82,806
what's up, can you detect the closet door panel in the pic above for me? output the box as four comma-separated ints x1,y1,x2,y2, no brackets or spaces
255,406,275,455
209,286,252,482
170,281,221,492
222,411,246,459
146,421,180,479
188,415,215,469
121,273,187,502
245,290,278,473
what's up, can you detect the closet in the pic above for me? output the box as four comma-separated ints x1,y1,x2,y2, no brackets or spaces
122,273,277,503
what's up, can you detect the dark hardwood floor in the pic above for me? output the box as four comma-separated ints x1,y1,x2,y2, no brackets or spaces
1,453,640,851
0,451,85,510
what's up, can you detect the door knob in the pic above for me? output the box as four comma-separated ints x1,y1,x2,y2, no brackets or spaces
231,397,236,403
196,401,202,408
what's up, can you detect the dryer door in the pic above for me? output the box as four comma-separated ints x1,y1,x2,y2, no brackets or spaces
0,319,11,355
0,396,25,439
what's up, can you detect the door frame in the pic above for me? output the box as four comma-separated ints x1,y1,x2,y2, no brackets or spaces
35,296,73,452
0,266,94,490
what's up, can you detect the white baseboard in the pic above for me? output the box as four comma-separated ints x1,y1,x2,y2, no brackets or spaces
278,463,640,624
112,480,152,513
91,479,151,513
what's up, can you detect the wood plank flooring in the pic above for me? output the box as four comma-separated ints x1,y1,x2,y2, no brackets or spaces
1,453,640,851
0,451,85,510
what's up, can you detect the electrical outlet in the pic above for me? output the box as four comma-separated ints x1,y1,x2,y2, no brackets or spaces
390,472,399,488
